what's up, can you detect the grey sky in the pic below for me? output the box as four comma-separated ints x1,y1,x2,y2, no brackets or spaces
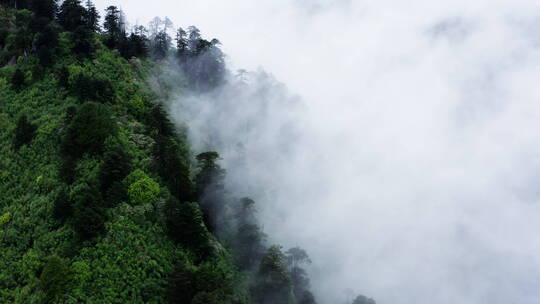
94,1,540,303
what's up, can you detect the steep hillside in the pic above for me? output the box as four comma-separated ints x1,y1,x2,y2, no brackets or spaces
0,1,373,304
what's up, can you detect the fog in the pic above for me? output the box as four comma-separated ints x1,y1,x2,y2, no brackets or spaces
96,1,540,303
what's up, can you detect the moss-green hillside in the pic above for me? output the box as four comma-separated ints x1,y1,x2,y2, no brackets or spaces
0,1,329,304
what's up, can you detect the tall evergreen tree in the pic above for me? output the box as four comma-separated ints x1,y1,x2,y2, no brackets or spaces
103,5,122,49
252,246,294,304
165,198,213,259
84,0,100,32
152,30,171,60
58,0,87,31
29,0,57,21
71,25,94,57
195,152,226,233
176,27,187,60
187,25,201,54
127,25,149,58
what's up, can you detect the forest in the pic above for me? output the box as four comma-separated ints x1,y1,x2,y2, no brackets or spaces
0,1,374,303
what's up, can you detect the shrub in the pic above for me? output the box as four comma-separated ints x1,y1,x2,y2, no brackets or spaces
0,212,11,226
127,170,160,205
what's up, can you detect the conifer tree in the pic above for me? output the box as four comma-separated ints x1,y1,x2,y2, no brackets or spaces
13,115,36,149
103,5,125,49
84,0,100,32
58,0,87,31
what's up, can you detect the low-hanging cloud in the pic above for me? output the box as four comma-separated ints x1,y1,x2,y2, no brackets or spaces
96,0,540,303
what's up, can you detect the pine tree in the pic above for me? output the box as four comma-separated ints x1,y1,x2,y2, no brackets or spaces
176,27,187,60
35,22,60,66
165,198,213,259
252,246,294,304
58,0,87,31
195,152,226,233
84,0,100,32
128,26,149,58
152,30,171,60
29,0,57,21
103,5,122,49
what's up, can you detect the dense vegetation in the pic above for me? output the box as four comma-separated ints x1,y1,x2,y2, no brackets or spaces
0,1,375,303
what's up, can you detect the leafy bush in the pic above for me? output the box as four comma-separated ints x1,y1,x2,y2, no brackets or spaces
0,212,12,226
127,170,160,205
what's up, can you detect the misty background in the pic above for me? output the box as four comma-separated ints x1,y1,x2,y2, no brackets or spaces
95,1,540,303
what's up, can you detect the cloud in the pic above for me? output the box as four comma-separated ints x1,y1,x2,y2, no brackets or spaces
95,0,540,303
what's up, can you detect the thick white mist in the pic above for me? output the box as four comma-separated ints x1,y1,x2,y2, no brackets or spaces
96,1,540,303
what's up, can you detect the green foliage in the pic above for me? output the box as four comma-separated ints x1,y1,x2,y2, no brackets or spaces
195,151,226,232
61,102,115,159
100,136,132,205
40,255,73,303
53,187,72,222
153,135,194,203
70,177,107,241
252,245,295,304
66,204,183,303
165,198,213,259
179,26,226,91
127,27,149,58
0,10,218,302
11,68,25,90
195,152,225,197
71,25,95,57
67,65,114,103
235,223,266,270
124,168,148,186
84,0,100,32
28,0,57,21
34,22,60,66
168,259,245,304
103,5,122,49
0,5,327,304
58,0,86,32
152,30,171,60
10,9,33,54
0,211,12,226
13,114,36,149
127,170,160,205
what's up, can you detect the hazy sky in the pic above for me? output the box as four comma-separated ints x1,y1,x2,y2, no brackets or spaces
94,1,540,303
